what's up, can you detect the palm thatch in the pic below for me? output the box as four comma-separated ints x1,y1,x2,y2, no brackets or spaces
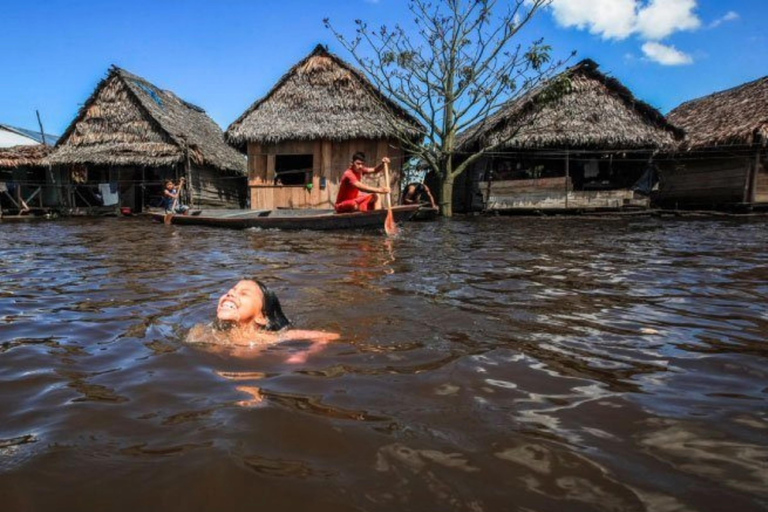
0,144,53,168
47,67,245,173
226,44,424,147
460,59,682,151
668,75,768,150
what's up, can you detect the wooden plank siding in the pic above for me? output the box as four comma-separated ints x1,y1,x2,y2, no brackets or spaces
480,177,646,210
460,150,656,213
755,171,768,203
191,165,246,209
247,138,404,210
656,157,751,206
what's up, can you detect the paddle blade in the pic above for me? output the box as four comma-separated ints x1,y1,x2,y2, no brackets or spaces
164,213,173,225
384,209,398,236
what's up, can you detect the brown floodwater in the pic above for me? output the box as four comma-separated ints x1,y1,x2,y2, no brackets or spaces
0,215,766,512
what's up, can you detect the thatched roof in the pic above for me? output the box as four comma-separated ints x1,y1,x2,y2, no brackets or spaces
460,59,683,151
0,144,53,168
226,45,424,147
668,75,768,149
47,67,245,173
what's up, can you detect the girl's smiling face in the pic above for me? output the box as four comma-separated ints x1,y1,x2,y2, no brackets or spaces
217,280,266,327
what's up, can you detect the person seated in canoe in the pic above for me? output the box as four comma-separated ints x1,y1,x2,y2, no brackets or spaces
334,152,391,213
187,277,339,362
162,177,190,215
401,182,437,209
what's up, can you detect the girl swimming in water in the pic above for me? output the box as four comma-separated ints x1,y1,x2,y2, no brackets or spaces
187,278,338,360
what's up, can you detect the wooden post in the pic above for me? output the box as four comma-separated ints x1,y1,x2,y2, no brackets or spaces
36,110,47,146
322,140,332,207
748,149,760,204
141,168,145,212
16,183,23,211
485,158,493,211
36,110,62,207
565,149,570,209
3,189,20,209
184,142,194,208
266,154,276,183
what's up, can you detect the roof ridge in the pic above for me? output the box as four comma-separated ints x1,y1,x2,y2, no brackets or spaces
459,57,681,149
671,74,768,113
50,66,245,172
114,68,187,150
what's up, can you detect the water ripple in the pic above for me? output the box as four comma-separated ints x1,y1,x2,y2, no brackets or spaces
0,216,766,511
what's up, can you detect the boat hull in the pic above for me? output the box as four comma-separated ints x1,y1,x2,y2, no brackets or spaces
151,205,420,230
411,206,439,221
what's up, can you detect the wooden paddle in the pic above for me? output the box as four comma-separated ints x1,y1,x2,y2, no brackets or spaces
164,178,184,225
382,162,398,236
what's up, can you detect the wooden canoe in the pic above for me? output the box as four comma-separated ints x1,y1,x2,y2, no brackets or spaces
411,206,439,221
150,204,420,230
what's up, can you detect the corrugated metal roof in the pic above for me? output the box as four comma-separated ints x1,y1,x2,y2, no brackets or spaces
0,123,59,146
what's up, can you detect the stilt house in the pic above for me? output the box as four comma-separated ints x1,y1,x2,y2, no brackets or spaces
657,76,768,209
226,45,424,210
46,66,246,213
0,144,54,214
458,59,683,213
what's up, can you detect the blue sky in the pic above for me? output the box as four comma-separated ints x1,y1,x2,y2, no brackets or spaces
2,0,765,137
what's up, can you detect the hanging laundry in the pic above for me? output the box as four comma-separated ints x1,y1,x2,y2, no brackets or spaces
99,183,119,206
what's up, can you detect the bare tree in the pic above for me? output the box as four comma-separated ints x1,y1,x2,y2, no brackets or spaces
326,0,570,216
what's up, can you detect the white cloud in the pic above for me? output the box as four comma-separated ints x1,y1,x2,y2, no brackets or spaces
549,0,701,40
641,41,693,65
709,11,739,28
549,0,638,40
635,0,701,40
547,0,702,65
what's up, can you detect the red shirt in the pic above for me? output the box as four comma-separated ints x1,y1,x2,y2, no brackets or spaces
335,167,363,205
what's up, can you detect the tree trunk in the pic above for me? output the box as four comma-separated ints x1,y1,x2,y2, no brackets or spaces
440,174,455,217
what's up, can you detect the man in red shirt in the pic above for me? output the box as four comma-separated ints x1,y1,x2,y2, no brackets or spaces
334,152,391,213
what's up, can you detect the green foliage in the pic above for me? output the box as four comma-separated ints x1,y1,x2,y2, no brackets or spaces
326,0,566,216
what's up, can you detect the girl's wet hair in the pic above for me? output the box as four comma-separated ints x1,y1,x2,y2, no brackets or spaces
213,278,291,332
252,278,291,331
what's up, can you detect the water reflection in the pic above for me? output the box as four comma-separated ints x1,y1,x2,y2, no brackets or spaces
0,216,766,511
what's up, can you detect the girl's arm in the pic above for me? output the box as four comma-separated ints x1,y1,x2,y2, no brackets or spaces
280,330,340,364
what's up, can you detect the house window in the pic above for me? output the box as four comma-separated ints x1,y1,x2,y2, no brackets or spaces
274,154,313,186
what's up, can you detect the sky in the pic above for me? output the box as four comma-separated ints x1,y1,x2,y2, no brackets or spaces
1,0,765,138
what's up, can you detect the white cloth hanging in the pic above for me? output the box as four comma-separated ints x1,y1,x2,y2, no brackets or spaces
99,183,119,206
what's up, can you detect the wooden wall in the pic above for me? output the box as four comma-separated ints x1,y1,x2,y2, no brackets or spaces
190,165,246,209
751,149,767,204
479,177,648,210
247,138,404,210
754,169,768,203
656,156,750,207
468,151,653,212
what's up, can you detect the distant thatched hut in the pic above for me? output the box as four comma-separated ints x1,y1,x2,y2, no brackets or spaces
458,59,682,213
47,66,246,213
226,45,423,210
656,76,768,209
0,144,54,213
